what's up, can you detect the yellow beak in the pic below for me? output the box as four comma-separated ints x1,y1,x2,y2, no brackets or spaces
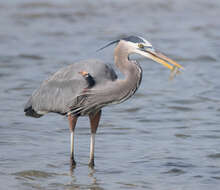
144,49,184,79
146,49,183,71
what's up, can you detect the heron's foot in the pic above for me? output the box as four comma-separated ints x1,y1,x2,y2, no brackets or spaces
70,157,76,167
88,159,95,168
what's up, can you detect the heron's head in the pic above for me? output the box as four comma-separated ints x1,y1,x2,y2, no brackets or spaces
98,35,183,74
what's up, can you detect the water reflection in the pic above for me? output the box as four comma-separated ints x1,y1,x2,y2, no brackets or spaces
69,166,104,190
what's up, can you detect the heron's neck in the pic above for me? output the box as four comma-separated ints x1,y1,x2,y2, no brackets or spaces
114,45,142,81
114,46,142,100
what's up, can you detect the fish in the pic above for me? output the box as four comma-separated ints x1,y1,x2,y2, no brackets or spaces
169,65,181,80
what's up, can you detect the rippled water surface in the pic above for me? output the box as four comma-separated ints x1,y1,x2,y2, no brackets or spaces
1,0,220,189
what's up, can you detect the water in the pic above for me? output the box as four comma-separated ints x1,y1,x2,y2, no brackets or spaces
1,0,220,189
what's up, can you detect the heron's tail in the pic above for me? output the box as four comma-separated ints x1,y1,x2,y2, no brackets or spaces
24,104,43,118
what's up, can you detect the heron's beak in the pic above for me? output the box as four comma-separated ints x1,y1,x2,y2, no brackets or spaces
137,47,183,79
144,49,183,71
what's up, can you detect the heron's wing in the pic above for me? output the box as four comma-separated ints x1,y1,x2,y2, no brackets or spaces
67,80,131,116
24,59,117,115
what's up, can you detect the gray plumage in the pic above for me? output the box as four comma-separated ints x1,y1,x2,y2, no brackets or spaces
24,35,180,118
24,60,117,117
68,59,142,116
24,38,144,118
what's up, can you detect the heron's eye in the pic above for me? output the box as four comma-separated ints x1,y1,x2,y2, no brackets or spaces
138,43,144,49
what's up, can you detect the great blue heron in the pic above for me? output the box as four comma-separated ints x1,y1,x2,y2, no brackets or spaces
24,36,183,167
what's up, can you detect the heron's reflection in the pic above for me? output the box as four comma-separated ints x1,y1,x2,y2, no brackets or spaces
69,164,104,190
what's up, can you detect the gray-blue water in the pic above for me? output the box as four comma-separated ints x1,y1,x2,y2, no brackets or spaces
1,0,220,189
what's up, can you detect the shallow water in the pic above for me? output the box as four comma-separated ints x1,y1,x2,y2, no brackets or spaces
1,0,220,189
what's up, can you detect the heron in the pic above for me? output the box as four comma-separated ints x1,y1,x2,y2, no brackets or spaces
24,36,183,167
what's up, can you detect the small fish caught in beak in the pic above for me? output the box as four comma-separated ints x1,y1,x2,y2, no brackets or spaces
169,65,181,80
144,49,184,79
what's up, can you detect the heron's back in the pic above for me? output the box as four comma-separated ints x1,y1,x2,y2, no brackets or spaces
24,59,117,117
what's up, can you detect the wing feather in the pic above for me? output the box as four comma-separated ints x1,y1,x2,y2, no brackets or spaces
24,60,117,116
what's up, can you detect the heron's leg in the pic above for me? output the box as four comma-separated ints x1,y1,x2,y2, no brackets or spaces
68,114,78,166
88,110,102,167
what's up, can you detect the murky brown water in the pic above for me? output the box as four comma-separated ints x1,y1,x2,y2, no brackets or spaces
1,0,220,189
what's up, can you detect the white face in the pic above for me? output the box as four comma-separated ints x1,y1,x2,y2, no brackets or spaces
121,37,153,59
